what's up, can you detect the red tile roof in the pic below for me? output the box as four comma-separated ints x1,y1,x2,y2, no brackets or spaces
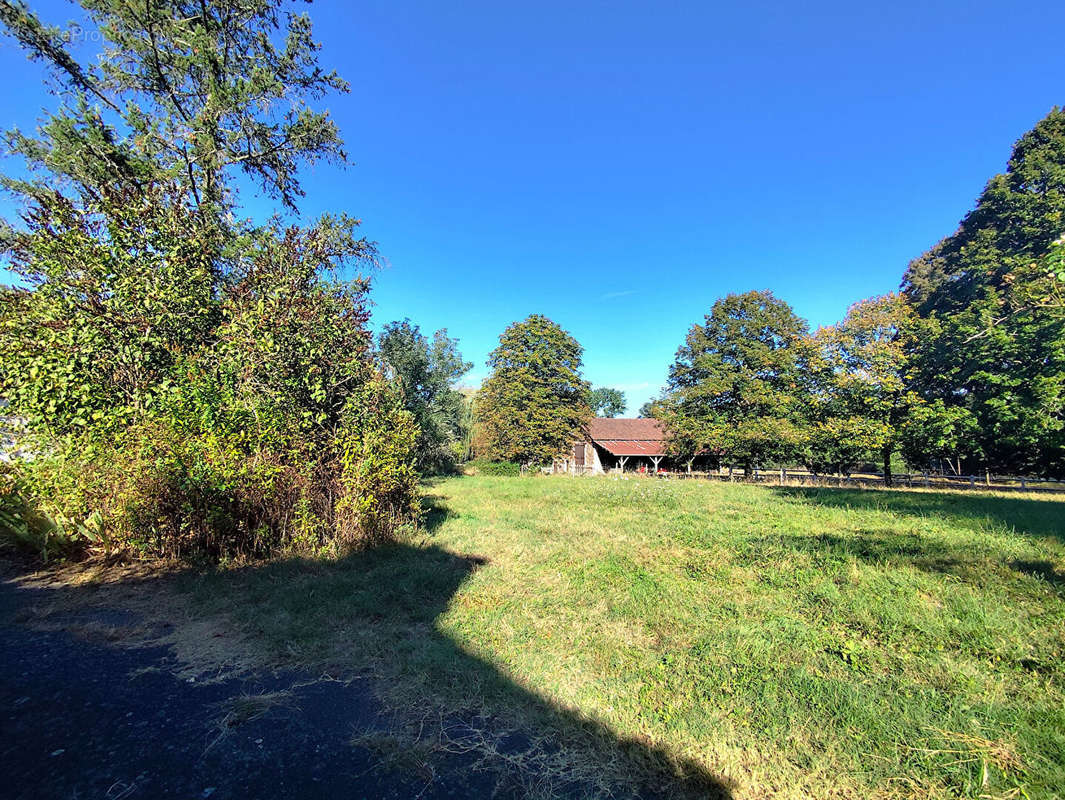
585,418,667,456
595,439,667,456
586,418,665,441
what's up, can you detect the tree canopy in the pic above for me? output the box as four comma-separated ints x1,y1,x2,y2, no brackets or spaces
477,315,591,465
659,291,811,473
0,0,347,216
808,294,918,482
378,320,472,472
590,387,626,418
902,108,1065,476
0,0,417,559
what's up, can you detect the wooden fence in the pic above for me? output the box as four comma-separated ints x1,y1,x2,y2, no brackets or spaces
664,467,1065,495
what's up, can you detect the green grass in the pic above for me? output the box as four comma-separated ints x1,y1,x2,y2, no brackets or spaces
183,476,1065,799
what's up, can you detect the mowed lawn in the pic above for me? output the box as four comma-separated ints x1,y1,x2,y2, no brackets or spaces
187,476,1065,799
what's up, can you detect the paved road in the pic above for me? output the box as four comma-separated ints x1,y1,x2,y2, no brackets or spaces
0,570,498,800
0,561,733,800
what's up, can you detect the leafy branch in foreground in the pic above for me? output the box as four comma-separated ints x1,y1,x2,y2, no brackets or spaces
0,0,348,214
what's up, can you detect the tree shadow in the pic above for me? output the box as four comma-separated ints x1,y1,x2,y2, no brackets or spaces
764,486,1065,593
0,529,733,798
769,485,1065,545
746,528,1063,592
419,492,454,535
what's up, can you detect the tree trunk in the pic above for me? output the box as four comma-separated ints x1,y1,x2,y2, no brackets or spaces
743,462,752,478
882,446,893,488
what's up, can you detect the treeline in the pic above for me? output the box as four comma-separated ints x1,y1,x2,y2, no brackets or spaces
653,110,1065,481
462,110,1065,481
392,111,1065,481
1,0,1062,565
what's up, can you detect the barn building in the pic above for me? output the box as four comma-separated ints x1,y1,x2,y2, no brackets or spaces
557,418,676,474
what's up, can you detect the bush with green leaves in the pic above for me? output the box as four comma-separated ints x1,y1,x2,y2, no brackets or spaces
0,1,420,559
0,186,418,560
467,459,521,477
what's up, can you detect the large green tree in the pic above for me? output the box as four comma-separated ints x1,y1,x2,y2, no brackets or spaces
808,294,919,483
590,387,626,417
378,320,472,472
0,0,346,216
902,108,1065,476
659,291,811,474
477,315,591,465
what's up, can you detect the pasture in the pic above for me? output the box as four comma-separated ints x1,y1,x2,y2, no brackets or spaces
183,475,1065,799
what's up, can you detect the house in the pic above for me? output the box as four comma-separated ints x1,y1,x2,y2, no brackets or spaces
556,418,681,475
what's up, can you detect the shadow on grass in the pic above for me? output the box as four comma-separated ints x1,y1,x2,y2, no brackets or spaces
2,507,733,799
751,528,1064,592
764,487,1065,592
419,492,453,535
769,485,1065,544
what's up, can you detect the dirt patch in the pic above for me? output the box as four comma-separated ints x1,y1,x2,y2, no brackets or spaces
3,559,270,681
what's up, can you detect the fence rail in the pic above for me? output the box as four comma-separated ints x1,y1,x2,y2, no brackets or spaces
661,467,1065,494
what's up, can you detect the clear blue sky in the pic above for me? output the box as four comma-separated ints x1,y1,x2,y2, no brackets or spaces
2,1,1065,413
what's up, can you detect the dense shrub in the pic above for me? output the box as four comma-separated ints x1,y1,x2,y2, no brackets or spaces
468,460,521,477
0,187,419,560
0,1,422,561
0,462,80,561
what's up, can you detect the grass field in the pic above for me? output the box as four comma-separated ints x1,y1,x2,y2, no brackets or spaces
183,475,1065,799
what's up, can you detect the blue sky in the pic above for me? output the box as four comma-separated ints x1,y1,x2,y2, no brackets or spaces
2,1,1065,413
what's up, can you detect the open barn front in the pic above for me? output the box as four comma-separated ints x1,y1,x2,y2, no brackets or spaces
555,418,715,475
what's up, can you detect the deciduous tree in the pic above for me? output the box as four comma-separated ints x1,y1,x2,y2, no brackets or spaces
902,108,1065,476
590,387,626,417
477,315,591,465
378,320,472,472
0,0,347,216
809,294,919,484
659,291,811,474
0,1,418,558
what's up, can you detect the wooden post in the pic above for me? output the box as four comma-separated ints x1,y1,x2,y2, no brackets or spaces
985,469,991,488
651,456,662,474
923,472,930,488
780,467,785,485
618,456,628,473
969,475,976,489
728,466,734,482
1021,477,1027,489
